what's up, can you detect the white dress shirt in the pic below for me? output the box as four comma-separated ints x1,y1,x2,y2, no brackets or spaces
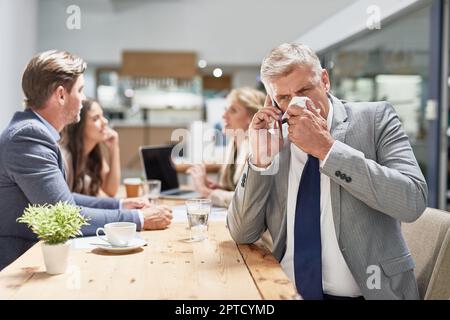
251,100,361,297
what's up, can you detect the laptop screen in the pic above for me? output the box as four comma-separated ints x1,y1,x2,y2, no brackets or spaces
139,145,179,191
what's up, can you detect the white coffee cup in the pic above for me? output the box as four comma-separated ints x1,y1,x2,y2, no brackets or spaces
96,222,137,247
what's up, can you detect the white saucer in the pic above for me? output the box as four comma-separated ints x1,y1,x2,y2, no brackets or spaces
93,238,147,253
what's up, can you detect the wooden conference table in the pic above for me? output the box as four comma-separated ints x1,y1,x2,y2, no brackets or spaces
0,197,299,300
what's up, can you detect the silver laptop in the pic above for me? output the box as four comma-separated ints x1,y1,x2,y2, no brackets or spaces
139,145,199,199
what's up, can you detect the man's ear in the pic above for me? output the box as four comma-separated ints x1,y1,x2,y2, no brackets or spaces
321,69,330,92
55,85,66,106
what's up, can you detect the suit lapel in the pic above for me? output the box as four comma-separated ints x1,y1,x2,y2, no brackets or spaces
277,142,291,249
56,147,67,181
280,143,291,220
328,94,349,243
233,137,249,185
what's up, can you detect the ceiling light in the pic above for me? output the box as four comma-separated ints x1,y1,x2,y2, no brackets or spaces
213,68,223,78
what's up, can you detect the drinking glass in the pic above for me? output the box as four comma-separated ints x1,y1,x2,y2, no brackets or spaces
185,199,211,242
145,179,161,203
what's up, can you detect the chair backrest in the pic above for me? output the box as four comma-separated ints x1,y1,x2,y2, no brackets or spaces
401,208,450,300
424,228,450,300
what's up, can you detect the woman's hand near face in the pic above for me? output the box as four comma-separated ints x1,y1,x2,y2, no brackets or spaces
104,127,119,151
101,126,121,197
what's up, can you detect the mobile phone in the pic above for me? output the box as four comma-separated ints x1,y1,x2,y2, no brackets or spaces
271,96,288,124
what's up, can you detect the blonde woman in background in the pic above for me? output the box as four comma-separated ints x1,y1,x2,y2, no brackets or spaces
187,87,265,208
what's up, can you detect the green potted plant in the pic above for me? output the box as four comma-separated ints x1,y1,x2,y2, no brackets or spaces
17,201,90,275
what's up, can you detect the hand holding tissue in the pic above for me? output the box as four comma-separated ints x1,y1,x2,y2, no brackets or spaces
281,96,317,123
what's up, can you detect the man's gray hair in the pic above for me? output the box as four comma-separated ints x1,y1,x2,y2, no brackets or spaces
260,43,323,89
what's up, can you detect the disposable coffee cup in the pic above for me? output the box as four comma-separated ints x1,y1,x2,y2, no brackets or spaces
124,178,142,197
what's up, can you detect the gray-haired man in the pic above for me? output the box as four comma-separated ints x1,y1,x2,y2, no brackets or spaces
227,43,427,300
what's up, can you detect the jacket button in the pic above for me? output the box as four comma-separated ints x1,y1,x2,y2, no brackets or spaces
241,173,247,187
340,173,346,180
346,176,352,183
335,171,341,177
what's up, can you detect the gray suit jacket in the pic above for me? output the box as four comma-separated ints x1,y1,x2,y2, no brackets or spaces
227,95,428,300
0,109,141,270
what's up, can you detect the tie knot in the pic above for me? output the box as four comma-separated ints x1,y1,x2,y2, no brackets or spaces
307,154,319,163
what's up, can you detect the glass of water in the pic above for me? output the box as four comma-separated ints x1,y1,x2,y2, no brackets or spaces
145,179,161,204
186,199,211,242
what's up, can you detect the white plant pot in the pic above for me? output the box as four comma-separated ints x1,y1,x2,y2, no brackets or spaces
41,241,71,275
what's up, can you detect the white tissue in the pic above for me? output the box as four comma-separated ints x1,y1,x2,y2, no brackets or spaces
281,96,314,122
289,96,310,109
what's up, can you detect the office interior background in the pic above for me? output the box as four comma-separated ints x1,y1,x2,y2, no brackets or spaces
1,0,449,210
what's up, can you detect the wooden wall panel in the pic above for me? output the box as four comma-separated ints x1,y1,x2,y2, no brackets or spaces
121,51,198,78
115,126,182,170
202,75,232,91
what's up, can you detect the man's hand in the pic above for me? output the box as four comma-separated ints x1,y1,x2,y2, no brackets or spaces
122,197,151,209
286,100,335,160
249,95,284,168
141,205,173,230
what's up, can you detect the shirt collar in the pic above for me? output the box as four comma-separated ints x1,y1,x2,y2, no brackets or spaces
326,98,333,132
31,110,61,142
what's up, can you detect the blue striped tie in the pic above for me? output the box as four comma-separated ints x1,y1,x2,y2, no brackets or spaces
294,154,323,300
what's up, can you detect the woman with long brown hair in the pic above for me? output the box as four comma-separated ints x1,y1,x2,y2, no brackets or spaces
60,99,120,197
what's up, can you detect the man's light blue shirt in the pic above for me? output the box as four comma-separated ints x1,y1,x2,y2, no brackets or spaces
31,109,60,142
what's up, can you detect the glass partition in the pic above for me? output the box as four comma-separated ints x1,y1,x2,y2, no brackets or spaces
321,4,431,177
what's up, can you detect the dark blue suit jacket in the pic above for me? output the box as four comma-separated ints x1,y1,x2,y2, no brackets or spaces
0,109,141,270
